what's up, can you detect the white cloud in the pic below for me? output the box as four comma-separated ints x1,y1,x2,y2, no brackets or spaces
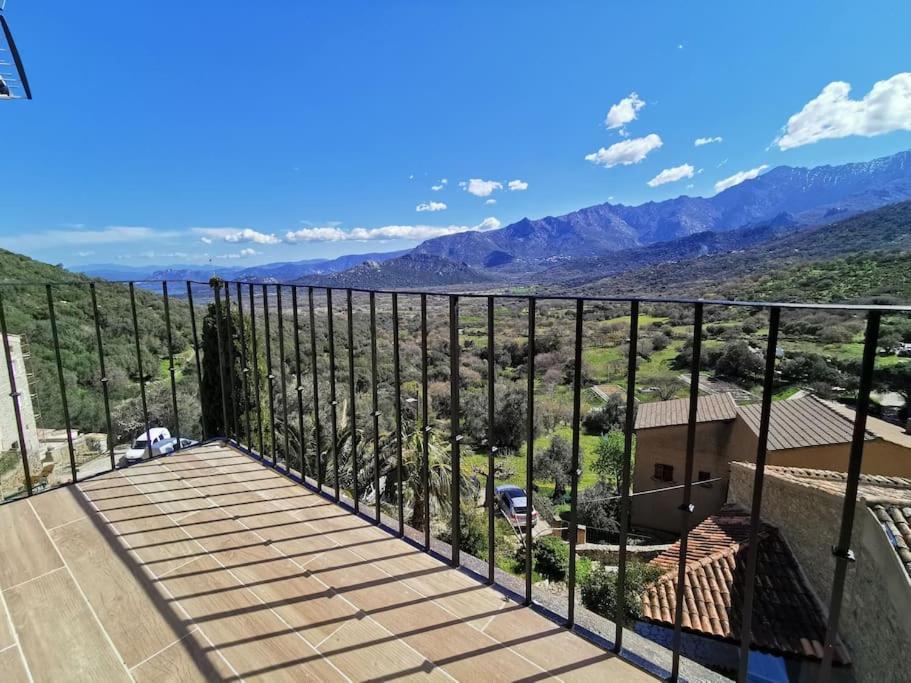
776,72,911,150
460,178,503,197
200,237,213,244
647,163,695,187
416,201,447,212
585,133,663,168
507,179,528,191
694,136,723,146
714,164,769,193
285,217,500,243
431,184,444,191
677,43,684,49
485,198,497,205
76,250,94,257
605,92,645,132
193,227,280,244
240,248,258,257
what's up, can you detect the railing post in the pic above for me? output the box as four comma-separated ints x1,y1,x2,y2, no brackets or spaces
327,288,340,500
46,285,77,481
817,310,881,681
162,282,181,447
128,283,153,460
186,282,207,439
0,291,33,496
524,296,536,605
421,293,431,549
291,286,306,479
486,295,495,583
89,284,116,471
236,283,251,450
736,307,781,681
308,287,323,490
212,281,230,440
248,283,265,458
567,298,584,626
449,294,461,566
224,284,238,444
614,299,639,652
262,285,277,467
370,291,381,524
392,292,404,535
346,289,359,512
276,285,290,473
670,301,704,682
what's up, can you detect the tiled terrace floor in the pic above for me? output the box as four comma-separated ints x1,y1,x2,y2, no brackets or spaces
0,443,653,681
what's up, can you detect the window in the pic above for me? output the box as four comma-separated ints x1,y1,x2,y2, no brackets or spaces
653,463,674,482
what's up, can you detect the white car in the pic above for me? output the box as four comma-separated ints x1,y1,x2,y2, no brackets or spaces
495,485,539,528
124,428,172,463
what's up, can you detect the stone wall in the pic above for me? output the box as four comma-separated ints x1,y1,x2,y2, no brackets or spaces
575,542,670,565
729,462,911,683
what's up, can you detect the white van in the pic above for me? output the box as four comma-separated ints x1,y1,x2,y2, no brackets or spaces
124,427,172,463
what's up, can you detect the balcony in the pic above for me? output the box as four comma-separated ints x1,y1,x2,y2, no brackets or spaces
0,279,909,681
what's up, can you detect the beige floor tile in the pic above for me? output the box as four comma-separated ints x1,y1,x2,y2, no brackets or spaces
50,517,189,669
0,501,63,589
5,569,130,681
29,485,90,530
0,646,30,683
130,629,235,683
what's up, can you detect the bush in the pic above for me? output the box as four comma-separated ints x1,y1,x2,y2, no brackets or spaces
582,394,625,435
580,561,663,623
438,506,488,558
533,536,569,582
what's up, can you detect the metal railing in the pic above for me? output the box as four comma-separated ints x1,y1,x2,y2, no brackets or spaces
0,277,908,682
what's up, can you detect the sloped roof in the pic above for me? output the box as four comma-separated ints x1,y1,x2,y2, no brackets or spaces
641,505,848,663
823,400,911,449
752,464,911,579
736,395,874,451
635,392,738,430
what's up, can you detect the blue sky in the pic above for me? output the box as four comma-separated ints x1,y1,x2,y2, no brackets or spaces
2,1,910,267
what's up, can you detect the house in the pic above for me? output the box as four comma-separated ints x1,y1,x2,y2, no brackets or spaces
0,333,40,455
728,463,911,683
632,393,911,532
638,504,850,681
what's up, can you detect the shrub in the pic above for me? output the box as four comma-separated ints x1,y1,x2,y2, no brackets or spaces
438,506,488,558
580,561,663,623
533,536,569,582
582,394,625,435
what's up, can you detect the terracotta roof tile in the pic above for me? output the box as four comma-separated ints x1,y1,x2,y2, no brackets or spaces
641,505,848,663
635,392,738,430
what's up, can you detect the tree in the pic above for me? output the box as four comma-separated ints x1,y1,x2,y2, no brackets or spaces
576,481,620,535
582,394,624,435
714,341,764,383
580,561,663,624
593,430,626,484
533,536,569,582
534,434,576,501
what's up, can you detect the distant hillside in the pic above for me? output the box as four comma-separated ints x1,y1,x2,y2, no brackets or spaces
576,200,911,300
413,149,911,270
298,253,493,289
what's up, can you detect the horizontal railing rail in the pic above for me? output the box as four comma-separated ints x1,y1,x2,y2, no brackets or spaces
0,277,906,683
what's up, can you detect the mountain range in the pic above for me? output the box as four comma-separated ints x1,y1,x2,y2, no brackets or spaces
72,149,911,292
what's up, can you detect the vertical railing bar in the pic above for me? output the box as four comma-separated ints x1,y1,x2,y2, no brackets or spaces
524,296,536,605
276,285,290,472
248,284,265,459
308,287,323,491
421,294,431,549
89,284,116,471
449,295,461,567
327,288,340,501
262,285,277,467
186,282,206,439
128,283,153,462
613,299,640,653
669,301,704,682
212,282,230,440
817,310,881,681
0,291,33,495
162,282,181,447
566,299,584,626
370,291,381,524
236,283,251,450
392,292,404,536
485,295,495,583
291,286,306,479
736,306,781,681
346,289,359,513
44,285,77,481
224,284,238,444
